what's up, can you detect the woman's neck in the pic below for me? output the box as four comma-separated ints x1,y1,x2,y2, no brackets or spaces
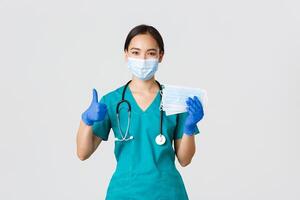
129,76,159,93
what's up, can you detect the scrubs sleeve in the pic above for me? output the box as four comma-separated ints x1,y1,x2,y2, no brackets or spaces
174,112,200,140
91,95,111,141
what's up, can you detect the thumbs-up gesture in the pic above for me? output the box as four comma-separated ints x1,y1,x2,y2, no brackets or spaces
81,88,107,126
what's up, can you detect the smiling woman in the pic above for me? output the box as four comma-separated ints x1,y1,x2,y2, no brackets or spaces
76,24,204,200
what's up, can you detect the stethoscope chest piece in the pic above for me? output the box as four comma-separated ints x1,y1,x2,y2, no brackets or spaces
155,134,166,145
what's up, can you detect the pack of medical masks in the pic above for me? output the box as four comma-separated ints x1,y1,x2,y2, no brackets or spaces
161,84,207,116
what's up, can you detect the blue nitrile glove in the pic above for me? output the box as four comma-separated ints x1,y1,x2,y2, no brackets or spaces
184,96,204,135
81,88,107,126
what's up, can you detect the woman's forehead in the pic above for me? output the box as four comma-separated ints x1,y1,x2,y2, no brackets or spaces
128,34,159,50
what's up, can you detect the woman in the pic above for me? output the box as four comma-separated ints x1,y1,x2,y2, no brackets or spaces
76,24,204,200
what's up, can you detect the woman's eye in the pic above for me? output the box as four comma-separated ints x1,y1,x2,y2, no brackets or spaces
132,51,139,55
149,52,156,56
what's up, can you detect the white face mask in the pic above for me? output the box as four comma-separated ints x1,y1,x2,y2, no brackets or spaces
161,84,207,116
127,57,159,80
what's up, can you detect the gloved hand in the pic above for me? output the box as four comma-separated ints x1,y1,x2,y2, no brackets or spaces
81,88,107,126
184,96,204,135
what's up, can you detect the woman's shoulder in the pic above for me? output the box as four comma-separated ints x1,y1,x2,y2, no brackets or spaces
101,84,125,104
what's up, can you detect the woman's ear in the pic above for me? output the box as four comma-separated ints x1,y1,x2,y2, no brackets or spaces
124,50,128,61
159,52,164,63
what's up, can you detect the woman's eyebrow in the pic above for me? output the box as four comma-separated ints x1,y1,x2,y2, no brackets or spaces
130,47,140,51
147,48,158,52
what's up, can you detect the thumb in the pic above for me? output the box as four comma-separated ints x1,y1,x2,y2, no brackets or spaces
92,88,99,103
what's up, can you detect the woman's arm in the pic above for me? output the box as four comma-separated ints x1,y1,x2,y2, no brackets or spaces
77,88,108,160
76,120,102,161
174,96,203,166
174,135,196,167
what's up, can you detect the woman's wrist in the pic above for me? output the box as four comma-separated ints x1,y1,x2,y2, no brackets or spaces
183,124,196,136
81,112,93,126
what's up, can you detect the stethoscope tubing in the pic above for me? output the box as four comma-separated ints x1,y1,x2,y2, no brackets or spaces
115,80,164,142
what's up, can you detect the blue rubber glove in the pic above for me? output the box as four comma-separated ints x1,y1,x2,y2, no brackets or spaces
183,96,204,135
81,88,107,126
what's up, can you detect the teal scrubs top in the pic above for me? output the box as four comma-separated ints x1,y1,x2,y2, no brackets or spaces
92,84,200,200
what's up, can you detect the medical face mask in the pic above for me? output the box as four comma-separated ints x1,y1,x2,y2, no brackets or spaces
127,57,159,80
161,84,207,116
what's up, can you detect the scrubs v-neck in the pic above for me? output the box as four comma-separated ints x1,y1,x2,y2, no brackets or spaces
92,84,200,200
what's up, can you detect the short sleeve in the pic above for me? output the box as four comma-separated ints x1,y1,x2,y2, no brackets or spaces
92,95,111,141
173,112,200,140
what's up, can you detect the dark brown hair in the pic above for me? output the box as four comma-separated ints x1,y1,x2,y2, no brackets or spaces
124,24,164,54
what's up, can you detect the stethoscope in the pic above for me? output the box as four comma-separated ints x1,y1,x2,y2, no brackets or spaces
115,80,166,145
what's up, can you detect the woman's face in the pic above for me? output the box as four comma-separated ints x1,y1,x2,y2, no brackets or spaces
125,33,164,62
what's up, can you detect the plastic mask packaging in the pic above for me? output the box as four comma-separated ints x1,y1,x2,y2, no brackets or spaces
161,84,207,116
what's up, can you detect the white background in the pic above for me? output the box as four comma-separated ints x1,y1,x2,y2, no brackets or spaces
0,0,299,199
